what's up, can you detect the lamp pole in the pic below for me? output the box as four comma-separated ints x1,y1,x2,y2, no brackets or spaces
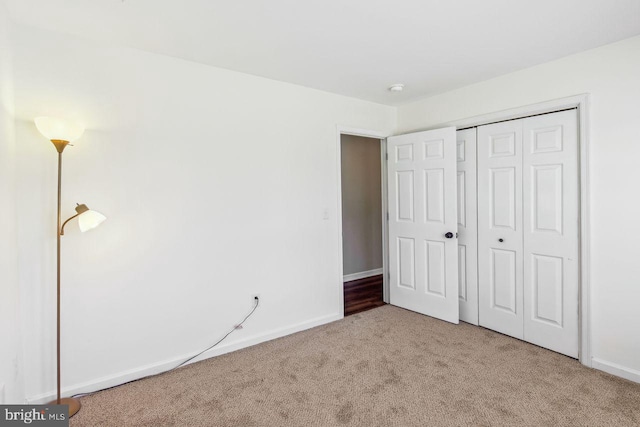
49,139,81,416
56,149,62,406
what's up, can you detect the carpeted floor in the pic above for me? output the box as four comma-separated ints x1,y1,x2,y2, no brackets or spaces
70,306,640,426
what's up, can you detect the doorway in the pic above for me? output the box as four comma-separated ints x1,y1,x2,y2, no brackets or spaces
340,134,386,316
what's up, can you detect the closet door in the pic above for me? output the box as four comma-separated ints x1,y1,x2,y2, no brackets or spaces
523,110,579,358
456,129,478,325
477,120,524,339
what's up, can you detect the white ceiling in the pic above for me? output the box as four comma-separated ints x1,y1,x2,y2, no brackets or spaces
5,0,640,105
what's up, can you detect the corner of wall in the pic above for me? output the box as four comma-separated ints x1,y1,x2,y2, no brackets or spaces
0,1,26,404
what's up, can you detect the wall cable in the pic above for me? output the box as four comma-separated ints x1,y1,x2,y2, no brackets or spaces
70,297,260,399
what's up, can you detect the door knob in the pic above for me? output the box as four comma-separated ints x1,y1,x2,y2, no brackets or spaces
445,232,454,239
498,238,504,242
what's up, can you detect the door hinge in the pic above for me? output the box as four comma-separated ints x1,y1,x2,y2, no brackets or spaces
386,212,389,220
385,152,388,161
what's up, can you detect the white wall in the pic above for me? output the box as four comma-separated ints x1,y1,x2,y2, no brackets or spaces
398,35,640,379
11,24,396,401
0,2,24,403
0,5,24,404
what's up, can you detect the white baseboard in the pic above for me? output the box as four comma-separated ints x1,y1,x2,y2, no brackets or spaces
592,358,640,384
27,312,342,404
343,268,383,282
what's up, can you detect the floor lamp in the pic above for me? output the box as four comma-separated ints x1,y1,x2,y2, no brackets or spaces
35,117,106,417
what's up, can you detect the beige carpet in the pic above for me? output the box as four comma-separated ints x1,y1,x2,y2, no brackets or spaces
70,306,640,426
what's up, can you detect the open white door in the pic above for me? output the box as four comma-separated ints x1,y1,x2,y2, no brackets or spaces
387,127,459,324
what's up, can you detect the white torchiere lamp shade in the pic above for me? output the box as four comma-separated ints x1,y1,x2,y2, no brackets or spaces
35,116,85,142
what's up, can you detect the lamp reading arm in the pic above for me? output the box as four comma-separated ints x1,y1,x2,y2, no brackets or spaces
60,204,89,236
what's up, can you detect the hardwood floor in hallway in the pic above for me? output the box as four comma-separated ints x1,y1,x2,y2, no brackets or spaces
343,274,385,316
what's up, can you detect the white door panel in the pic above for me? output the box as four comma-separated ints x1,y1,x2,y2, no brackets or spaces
456,129,478,325
523,110,579,358
491,248,518,313
388,128,459,324
478,120,524,339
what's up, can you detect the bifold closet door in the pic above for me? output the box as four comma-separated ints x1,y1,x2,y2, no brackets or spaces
477,110,579,358
456,129,478,325
477,121,524,339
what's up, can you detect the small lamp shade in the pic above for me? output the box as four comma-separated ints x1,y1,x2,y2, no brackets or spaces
34,117,85,142
78,209,107,232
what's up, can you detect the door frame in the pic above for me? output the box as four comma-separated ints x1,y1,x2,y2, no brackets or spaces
336,126,390,317
440,94,592,367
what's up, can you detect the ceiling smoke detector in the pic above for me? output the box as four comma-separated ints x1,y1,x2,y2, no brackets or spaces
388,84,404,92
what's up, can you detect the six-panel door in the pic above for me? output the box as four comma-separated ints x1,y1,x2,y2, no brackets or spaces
387,128,459,324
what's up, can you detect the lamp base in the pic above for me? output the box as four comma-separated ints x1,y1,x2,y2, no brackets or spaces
48,397,81,417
